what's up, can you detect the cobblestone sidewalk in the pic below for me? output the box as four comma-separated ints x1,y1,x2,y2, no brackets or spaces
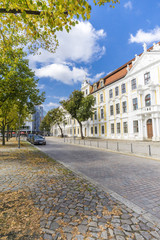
0,141,160,239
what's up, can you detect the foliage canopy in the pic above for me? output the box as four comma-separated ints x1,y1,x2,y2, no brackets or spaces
0,0,119,53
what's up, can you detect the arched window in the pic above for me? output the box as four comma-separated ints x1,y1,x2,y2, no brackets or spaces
145,94,151,106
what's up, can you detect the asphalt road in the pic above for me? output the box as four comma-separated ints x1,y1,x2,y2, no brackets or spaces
38,137,160,221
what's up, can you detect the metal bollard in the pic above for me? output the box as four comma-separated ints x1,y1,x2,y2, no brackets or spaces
117,142,119,151
149,145,151,156
131,143,133,153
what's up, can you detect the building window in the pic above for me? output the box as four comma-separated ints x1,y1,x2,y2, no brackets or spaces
86,89,88,95
111,123,114,134
101,108,104,119
100,80,104,87
70,128,72,134
144,72,150,85
133,120,139,133
101,125,105,134
94,110,97,120
145,94,151,106
121,83,126,94
122,101,127,113
100,93,103,102
133,98,138,110
131,79,137,90
117,123,120,134
116,103,120,114
91,127,93,134
95,126,97,134
91,114,93,120
94,84,97,91
115,86,119,96
110,105,114,115
74,128,76,134
123,122,128,133
109,89,113,98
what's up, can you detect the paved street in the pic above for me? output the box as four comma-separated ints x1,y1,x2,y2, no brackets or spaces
1,140,160,240
39,137,160,222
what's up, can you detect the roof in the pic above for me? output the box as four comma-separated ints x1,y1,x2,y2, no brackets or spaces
90,42,160,94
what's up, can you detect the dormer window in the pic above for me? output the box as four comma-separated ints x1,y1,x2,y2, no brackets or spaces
93,84,97,91
100,79,104,87
144,72,150,85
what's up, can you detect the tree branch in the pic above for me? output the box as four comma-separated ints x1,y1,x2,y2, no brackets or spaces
0,8,41,15
0,8,68,16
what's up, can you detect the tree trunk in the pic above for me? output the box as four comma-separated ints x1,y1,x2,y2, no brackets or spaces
58,124,63,138
2,124,5,145
6,125,9,141
78,121,84,139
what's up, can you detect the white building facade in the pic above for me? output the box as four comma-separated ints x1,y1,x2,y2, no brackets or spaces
52,43,160,141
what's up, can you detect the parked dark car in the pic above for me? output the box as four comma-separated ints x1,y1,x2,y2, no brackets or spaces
27,133,34,142
31,135,46,145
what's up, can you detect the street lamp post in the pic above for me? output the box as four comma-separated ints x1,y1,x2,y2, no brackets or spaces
63,122,65,142
18,113,21,148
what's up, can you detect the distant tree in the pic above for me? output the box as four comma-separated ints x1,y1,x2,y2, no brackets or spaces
61,90,95,139
48,108,66,137
0,0,118,53
39,114,51,133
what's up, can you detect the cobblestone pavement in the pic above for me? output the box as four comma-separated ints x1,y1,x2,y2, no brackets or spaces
38,137,160,222
1,143,160,239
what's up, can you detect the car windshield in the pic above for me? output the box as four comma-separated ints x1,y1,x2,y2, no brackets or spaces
35,135,44,139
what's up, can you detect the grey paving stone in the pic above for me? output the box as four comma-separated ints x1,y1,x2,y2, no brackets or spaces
134,232,145,240
50,222,59,231
78,225,88,234
44,233,52,240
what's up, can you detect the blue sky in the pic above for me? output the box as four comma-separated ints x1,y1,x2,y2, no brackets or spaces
28,0,160,112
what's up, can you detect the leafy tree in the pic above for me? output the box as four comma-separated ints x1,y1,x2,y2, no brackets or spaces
0,48,45,110
61,90,95,139
0,48,45,145
39,114,51,133
0,0,118,53
0,103,28,145
47,108,66,137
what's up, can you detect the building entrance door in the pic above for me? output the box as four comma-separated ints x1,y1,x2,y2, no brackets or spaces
147,119,153,139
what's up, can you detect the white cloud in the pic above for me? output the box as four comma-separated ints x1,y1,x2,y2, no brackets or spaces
124,1,133,10
37,84,45,90
36,63,88,85
28,21,106,85
29,21,106,66
129,27,160,44
89,72,105,83
45,102,60,107
43,102,60,111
